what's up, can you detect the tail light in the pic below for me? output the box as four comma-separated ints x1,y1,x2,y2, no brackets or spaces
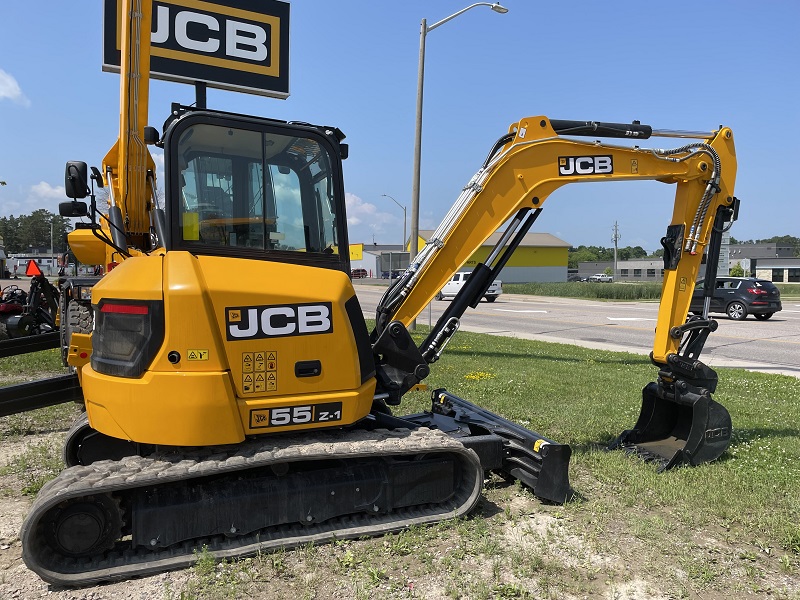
91,300,164,378
746,287,768,296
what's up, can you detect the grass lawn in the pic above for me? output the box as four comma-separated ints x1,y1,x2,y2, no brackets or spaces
1,331,799,599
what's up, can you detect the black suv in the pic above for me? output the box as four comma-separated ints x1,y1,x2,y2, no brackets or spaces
690,277,782,321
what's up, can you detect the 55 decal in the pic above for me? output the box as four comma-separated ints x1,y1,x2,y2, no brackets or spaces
558,155,613,176
249,402,343,429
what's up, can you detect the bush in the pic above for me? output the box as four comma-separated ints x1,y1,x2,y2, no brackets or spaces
505,281,663,300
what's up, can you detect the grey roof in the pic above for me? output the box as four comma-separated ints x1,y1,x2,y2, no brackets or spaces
418,230,570,248
359,244,405,252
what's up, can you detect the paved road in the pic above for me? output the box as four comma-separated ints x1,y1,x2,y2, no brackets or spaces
6,276,797,378
355,284,800,378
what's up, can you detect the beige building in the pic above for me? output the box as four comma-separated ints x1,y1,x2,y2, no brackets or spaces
418,230,570,283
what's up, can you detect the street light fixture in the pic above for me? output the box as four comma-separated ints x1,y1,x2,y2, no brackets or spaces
381,194,407,250
409,3,508,268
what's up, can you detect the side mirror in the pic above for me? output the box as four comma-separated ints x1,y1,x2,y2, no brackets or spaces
59,201,88,217
90,166,104,188
144,126,160,145
65,161,89,199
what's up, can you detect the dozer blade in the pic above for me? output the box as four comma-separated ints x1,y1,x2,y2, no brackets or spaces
609,379,732,471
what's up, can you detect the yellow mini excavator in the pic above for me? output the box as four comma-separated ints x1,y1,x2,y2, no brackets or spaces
20,0,737,587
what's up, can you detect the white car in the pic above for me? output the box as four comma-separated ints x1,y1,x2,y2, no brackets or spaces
436,272,502,302
588,273,613,283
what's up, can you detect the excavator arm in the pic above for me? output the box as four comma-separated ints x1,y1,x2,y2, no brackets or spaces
64,0,162,268
374,116,737,469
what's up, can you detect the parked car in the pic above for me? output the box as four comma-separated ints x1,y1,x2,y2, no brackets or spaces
436,272,503,302
588,273,613,283
351,268,368,279
689,277,782,321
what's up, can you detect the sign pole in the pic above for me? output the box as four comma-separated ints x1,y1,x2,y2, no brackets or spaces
195,82,207,109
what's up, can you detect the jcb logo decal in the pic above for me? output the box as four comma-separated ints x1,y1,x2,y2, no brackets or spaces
705,427,730,440
103,0,290,98
151,1,277,70
226,302,332,340
558,156,613,176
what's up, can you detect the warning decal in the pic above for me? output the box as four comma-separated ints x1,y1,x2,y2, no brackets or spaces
242,350,277,393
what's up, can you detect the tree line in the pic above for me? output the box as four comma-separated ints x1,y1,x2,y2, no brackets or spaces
568,245,654,269
0,209,73,254
569,235,800,269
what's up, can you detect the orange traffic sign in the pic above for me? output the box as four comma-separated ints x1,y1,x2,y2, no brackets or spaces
25,260,43,277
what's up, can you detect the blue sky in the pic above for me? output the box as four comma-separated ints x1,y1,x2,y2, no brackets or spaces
1,1,798,252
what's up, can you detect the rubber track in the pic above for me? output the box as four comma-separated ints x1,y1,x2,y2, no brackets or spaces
22,427,483,586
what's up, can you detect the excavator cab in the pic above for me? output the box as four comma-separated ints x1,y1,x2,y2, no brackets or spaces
165,108,346,257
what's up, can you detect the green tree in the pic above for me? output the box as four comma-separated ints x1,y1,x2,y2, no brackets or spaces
0,210,72,254
729,262,744,277
568,246,600,269
0,215,22,253
617,245,647,261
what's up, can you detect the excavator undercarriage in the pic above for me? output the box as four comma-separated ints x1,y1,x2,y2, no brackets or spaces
23,390,574,586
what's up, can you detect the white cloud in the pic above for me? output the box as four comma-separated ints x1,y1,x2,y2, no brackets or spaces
151,151,165,186
30,181,66,200
0,68,30,107
0,181,68,218
344,192,404,244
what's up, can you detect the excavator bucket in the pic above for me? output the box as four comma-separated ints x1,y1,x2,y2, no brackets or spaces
610,379,732,471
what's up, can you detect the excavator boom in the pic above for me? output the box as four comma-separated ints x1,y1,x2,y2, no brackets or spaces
373,116,736,470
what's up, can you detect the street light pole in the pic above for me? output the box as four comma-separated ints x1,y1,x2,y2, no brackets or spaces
381,194,407,250
409,3,508,269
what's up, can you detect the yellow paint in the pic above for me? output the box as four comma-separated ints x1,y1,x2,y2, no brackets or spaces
349,243,363,261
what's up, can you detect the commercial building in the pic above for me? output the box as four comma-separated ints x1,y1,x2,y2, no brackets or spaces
418,230,570,283
754,258,800,283
349,231,571,283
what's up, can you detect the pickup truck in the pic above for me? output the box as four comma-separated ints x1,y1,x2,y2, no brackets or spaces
588,273,613,283
436,272,503,302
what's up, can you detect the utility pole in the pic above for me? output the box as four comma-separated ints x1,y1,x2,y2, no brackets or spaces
611,221,620,280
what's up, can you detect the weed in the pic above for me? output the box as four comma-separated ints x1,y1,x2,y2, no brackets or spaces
270,547,287,576
0,438,63,494
779,554,793,574
170,546,248,600
385,530,414,556
337,548,360,570
366,565,387,584
493,582,532,599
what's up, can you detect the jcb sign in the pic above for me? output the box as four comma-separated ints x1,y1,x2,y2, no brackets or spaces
103,0,290,98
558,155,613,176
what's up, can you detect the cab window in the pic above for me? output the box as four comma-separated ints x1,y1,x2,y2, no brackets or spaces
176,123,340,255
